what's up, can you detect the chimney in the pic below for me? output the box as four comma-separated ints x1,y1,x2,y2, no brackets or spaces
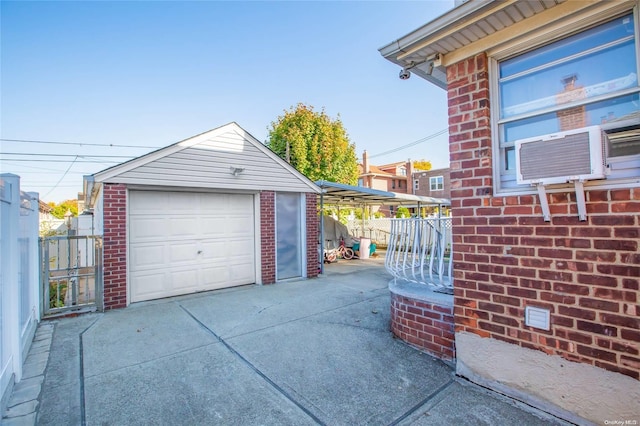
363,150,370,173
406,159,413,194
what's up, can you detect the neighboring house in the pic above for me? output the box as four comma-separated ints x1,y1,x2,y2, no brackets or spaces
412,167,451,200
83,122,321,309
359,150,414,216
381,0,639,424
38,200,65,236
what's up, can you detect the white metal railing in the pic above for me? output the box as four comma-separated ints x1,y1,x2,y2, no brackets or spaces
385,217,453,293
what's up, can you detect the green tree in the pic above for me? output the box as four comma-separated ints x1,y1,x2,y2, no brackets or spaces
395,206,410,218
47,199,78,219
267,103,359,184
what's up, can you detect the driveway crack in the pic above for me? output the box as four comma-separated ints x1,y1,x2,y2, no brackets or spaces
179,303,327,426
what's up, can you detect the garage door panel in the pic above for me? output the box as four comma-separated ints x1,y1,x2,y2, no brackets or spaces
229,238,254,256
226,217,254,234
169,269,200,291
169,218,200,238
129,191,255,303
199,241,227,261
199,217,228,237
129,218,168,241
130,245,165,269
167,192,197,211
169,243,199,263
130,271,168,301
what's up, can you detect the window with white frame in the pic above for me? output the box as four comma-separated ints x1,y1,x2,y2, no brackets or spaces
414,179,419,191
494,12,640,191
430,176,444,191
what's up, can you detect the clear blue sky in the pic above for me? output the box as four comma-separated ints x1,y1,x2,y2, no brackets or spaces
1,0,453,203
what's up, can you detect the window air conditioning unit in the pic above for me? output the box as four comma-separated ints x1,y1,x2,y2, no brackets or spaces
514,125,605,221
515,125,605,185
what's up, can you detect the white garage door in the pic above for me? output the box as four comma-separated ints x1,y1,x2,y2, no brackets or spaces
129,191,255,302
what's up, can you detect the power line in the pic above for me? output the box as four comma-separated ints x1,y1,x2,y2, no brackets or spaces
2,152,133,158
0,159,120,163
42,156,78,199
0,160,92,173
368,128,448,159
0,138,161,149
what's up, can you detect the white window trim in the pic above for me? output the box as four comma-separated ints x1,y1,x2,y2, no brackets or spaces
489,5,640,195
430,176,444,191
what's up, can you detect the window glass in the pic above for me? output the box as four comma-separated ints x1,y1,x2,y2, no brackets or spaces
430,176,444,190
503,93,640,143
501,15,635,78
500,15,637,119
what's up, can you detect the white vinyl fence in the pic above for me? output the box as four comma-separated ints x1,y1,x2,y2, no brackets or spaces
346,218,393,245
1,174,40,408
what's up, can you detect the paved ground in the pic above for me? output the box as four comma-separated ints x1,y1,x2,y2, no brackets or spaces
4,257,565,425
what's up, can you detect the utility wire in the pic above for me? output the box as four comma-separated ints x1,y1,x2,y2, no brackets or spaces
1,159,121,163
42,155,79,199
368,128,448,159
0,138,161,149
2,152,133,158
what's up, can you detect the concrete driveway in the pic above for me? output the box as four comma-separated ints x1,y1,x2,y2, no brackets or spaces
29,258,561,425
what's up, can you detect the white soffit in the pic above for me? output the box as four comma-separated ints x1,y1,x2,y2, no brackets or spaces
379,0,598,88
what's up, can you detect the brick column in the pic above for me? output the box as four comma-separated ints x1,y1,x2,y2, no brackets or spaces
102,183,127,309
306,193,319,278
260,191,276,284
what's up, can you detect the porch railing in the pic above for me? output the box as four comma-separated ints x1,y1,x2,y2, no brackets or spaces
385,217,453,293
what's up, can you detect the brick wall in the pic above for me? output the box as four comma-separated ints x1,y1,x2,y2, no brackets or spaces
390,292,455,361
260,191,276,284
448,53,640,380
306,193,319,278
102,183,127,309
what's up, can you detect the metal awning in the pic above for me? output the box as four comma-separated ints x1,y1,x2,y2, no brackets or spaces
315,180,450,207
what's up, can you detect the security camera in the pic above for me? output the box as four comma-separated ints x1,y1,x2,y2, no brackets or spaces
399,68,411,80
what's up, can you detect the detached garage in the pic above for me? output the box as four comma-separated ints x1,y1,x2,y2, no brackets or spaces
84,122,321,309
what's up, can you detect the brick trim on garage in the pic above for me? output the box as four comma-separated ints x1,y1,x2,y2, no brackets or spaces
102,183,127,310
260,191,276,284
306,193,319,279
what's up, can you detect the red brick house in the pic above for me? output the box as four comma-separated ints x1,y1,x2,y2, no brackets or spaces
412,167,451,200
84,122,320,309
359,150,414,216
381,0,639,423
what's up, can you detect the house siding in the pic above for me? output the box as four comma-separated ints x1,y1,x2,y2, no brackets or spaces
449,53,639,381
109,129,315,193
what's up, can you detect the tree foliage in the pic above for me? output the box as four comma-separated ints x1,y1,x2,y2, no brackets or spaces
395,206,410,218
267,103,359,184
413,159,432,171
47,199,78,219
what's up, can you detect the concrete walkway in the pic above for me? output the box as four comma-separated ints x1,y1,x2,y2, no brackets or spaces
8,258,565,425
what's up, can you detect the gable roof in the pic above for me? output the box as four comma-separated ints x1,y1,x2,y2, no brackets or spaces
88,122,320,194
